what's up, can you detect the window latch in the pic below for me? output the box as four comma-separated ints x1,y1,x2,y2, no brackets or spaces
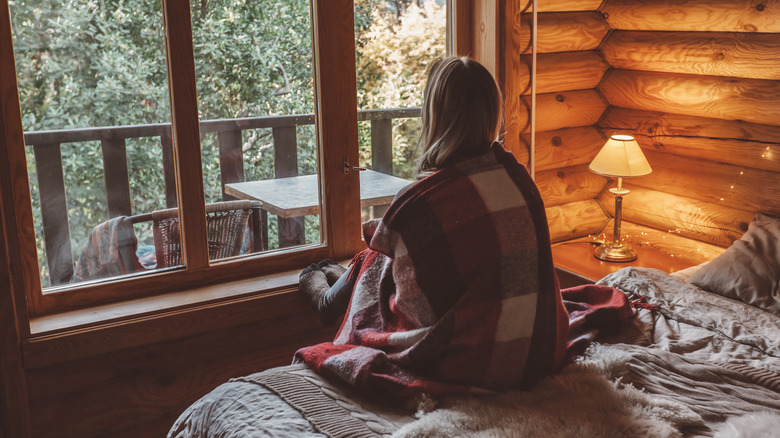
343,158,367,174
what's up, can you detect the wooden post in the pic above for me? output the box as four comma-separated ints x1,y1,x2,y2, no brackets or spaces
217,129,244,200
32,144,74,285
101,138,132,217
160,130,177,208
273,126,304,247
370,119,392,174
370,118,393,217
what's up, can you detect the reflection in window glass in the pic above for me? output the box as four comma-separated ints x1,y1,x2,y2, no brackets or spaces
355,0,447,221
11,0,175,287
191,0,320,256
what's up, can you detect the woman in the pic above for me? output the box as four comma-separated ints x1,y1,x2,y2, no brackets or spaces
296,57,569,399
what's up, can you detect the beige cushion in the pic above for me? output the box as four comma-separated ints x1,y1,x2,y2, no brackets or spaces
689,213,780,316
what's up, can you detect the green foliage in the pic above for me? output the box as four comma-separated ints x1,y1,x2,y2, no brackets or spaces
11,0,443,286
355,0,445,177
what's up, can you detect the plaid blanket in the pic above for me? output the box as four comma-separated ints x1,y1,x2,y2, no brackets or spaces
295,143,570,399
72,216,144,282
562,284,634,359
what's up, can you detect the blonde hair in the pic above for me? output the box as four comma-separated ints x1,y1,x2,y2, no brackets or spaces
416,57,503,178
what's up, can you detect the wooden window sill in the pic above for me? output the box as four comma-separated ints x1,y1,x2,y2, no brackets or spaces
30,268,302,337
23,258,348,369
24,267,313,369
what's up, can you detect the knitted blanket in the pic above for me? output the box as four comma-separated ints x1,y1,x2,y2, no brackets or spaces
295,143,570,399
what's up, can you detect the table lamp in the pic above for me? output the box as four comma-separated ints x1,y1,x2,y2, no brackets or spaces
588,134,652,262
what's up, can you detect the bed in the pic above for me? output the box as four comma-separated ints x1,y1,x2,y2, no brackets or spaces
168,214,780,438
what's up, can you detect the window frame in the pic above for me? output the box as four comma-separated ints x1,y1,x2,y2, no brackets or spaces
1,0,463,327
0,0,365,320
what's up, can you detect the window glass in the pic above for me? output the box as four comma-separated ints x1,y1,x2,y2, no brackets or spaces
354,0,447,221
191,0,320,256
11,0,176,288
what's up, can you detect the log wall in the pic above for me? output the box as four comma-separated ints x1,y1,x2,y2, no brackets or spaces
507,0,780,261
504,4,612,244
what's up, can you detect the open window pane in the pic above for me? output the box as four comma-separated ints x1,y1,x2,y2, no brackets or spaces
190,0,320,258
354,0,447,221
11,0,177,288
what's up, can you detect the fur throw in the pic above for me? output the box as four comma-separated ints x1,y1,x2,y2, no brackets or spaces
392,344,704,438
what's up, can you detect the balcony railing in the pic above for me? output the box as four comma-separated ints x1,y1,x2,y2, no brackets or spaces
24,107,421,286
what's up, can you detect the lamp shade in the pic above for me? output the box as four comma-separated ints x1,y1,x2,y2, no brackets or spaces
588,135,652,178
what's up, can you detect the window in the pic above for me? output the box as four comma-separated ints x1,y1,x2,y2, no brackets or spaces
0,0,452,318
354,0,447,221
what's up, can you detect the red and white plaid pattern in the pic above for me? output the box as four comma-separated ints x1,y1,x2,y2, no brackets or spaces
296,143,570,399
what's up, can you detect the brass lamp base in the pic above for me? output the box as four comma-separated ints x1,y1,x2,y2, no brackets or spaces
594,242,637,262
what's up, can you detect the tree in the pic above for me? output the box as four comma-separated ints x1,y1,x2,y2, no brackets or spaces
10,0,444,285
355,0,446,179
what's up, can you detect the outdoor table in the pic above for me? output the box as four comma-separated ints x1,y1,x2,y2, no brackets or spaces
225,170,412,247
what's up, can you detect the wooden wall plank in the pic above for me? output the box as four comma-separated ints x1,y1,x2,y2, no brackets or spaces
599,69,780,126
601,0,780,33
633,150,780,217
517,51,609,95
599,107,780,173
536,164,607,207
602,30,780,80
24,287,312,369
25,295,336,438
546,199,607,243
535,0,604,12
599,185,752,248
517,126,605,172
518,12,609,54
517,89,607,133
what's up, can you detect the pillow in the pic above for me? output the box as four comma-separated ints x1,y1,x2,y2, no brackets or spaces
689,213,780,316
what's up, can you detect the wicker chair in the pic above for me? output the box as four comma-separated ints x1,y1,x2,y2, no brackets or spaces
133,201,258,269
